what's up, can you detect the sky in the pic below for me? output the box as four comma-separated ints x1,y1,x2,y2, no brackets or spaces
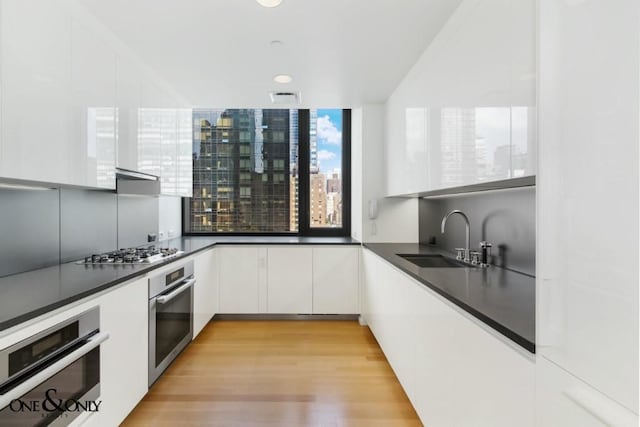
315,109,342,173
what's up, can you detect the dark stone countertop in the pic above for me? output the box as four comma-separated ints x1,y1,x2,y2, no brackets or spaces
0,236,360,334
363,243,535,353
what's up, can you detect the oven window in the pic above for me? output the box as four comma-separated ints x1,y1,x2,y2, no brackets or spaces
0,347,100,426
155,285,192,366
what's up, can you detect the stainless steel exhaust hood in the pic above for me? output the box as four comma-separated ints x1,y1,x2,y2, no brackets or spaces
116,168,161,196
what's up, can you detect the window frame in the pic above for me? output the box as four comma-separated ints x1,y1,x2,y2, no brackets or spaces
182,108,351,237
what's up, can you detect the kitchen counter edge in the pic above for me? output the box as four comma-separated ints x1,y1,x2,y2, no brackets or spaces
0,236,361,335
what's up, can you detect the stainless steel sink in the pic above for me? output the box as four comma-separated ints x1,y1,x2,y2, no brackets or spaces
396,254,467,268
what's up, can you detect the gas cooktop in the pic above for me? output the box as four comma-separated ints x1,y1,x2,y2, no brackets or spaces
78,246,184,265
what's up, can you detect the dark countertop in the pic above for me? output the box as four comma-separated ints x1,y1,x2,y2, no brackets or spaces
364,243,535,353
0,236,360,334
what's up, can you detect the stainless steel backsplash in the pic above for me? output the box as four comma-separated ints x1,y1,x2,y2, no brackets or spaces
0,188,160,277
419,187,535,276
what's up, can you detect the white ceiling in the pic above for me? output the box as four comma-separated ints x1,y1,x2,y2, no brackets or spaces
80,0,462,108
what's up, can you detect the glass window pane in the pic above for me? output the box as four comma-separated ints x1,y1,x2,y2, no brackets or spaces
310,109,343,228
189,109,298,232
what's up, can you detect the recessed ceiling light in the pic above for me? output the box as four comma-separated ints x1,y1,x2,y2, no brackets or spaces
273,74,293,83
256,0,282,7
270,40,284,47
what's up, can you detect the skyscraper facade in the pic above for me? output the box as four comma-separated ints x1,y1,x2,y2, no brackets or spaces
190,109,293,232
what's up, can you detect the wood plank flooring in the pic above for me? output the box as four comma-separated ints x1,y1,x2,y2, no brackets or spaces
122,320,421,427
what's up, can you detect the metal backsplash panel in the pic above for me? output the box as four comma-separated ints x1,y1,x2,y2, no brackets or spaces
117,195,160,248
60,189,117,263
419,187,535,276
0,189,60,277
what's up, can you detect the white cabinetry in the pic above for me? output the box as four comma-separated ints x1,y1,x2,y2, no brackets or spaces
312,247,359,314
217,245,359,315
384,0,536,195
267,247,312,314
218,246,265,313
0,0,117,189
136,105,192,196
362,248,534,426
0,277,148,427
537,0,639,422
115,57,142,172
536,357,637,427
0,0,73,186
91,278,148,427
70,19,117,189
193,248,218,337
0,1,191,192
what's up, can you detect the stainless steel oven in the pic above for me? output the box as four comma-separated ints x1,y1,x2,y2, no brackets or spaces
148,260,194,386
0,307,108,426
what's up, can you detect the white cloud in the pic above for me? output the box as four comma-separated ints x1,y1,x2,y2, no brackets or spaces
317,115,342,145
317,150,336,161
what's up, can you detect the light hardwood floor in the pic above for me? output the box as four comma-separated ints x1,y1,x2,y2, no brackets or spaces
122,320,421,427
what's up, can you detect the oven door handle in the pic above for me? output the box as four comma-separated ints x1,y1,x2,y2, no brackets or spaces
0,332,109,409
156,278,196,305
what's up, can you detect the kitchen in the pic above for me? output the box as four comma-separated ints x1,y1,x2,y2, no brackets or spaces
0,0,637,426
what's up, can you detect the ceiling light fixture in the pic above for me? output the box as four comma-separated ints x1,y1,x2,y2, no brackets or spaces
273,74,293,83
256,0,283,8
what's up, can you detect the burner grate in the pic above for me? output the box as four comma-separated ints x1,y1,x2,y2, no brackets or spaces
79,246,183,265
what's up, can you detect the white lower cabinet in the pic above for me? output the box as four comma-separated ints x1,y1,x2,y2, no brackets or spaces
536,356,638,427
362,248,534,427
312,247,359,314
267,247,312,314
86,278,148,427
193,248,217,337
218,246,264,313
217,245,360,315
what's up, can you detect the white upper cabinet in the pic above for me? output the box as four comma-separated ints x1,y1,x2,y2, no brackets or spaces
115,57,142,172
0,1,191,191
537,0,639,416
384,0,536,196
0,0,117,189
0,0,74,186
70,18,117,189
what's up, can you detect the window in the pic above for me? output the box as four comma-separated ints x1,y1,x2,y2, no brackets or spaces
184,109,350,235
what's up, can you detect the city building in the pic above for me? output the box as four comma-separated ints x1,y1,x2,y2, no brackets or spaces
190,109,292,232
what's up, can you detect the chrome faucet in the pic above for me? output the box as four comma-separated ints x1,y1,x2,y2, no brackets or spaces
441,210,471,263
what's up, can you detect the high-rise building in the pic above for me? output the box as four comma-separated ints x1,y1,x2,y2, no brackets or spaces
326,172,341,193
310,172,326,226
289,168,298,231
190,109,292,232
310,109,318,172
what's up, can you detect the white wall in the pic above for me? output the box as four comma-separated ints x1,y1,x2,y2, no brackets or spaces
158,196,182,241
351,108,363,241
353,104,419,243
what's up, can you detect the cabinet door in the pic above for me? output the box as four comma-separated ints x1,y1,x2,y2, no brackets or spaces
312,247,359,314
95,278,148,426
176,109,193,197
536,356,638,427
70,19,116,189
218,247,260,313
362,249,534,427
116,57,142,171
0,0,73,185
538,0,639,412
193,249,217,337
267,247,312,314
